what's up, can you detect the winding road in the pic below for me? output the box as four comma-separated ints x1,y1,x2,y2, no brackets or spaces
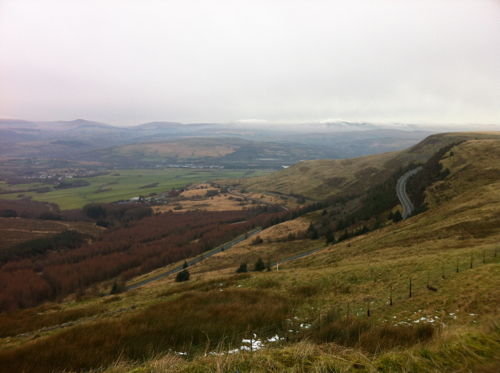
124,229,326,291
272,246,324,268
125,228,263,291
396,167,422,220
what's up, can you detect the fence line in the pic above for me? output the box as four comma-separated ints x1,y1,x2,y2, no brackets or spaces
183,244,500,357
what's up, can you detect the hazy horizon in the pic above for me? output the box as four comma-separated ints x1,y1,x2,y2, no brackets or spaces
1,1,499,126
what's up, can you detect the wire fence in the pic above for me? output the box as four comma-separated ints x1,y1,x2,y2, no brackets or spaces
181,244,500,358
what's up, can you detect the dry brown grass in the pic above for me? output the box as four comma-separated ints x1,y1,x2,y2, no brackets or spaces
3,138,500,372
244,191,301,209
180,218,313,274
0,289,289,373
0,217,103,249
219,150,401,200
181,187,219,198
219,132,500,200
151,185,268,213
152,195,258,213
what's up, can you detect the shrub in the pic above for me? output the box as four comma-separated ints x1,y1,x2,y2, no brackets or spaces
236,263,248,273
325,227,336,244
251,235,264,245
307,223,319,240
205,190,219,197
393,210,403,222
175,270,190,282
0,209,17,218
254,258,266,272
266,259,272,271
86,205,106,220
96,220,109,228
39,212,62,220
110,281,121,295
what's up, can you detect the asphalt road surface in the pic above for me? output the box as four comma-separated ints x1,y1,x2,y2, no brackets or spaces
125,228,263,291
272,246,325,268
396,167,422,220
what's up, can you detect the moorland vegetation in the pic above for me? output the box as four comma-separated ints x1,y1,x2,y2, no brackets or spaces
0,133,500,372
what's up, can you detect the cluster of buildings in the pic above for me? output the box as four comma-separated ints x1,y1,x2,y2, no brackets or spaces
157,164,225,169
126,188,184,205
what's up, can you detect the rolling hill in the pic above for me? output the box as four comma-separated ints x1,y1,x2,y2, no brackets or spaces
222,131,500,200
1,134,500,372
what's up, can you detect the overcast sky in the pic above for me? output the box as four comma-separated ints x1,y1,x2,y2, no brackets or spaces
1,0,499,126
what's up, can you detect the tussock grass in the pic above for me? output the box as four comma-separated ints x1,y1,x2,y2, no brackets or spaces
0,288,289,373
87,320,500,373
3,137,500,372
255,278,280,289
310,317,435,353
157,273,251,298
292,284,321,298
0,303,105,338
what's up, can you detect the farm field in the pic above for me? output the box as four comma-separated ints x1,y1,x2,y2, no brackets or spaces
219,132,500,200
1,137,500,372
0,169,274,210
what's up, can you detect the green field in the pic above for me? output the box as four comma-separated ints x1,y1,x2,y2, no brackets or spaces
0,169,274,210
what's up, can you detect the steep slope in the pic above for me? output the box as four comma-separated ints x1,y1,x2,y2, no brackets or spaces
1,138,500,373
225,131,500,200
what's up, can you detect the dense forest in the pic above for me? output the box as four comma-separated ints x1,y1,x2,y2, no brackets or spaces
0,206,292,312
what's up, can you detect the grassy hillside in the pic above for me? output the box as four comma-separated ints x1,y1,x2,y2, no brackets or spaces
79,137,338,168
0,169,273,210
222,132,500,200
93,137,247,161
1,137,500,372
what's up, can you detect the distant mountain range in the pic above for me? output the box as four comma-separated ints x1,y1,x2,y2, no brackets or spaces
0,118,439,167
3,118,496,168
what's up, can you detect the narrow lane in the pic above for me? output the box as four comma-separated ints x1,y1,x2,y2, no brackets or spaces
396,167,422,220
125,228,262,291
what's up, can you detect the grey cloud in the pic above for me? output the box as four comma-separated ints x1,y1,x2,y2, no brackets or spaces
0,0,499,126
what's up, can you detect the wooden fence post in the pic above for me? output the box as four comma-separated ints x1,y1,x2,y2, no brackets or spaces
470,254,473,269
457,258,459,273
409,277,412,298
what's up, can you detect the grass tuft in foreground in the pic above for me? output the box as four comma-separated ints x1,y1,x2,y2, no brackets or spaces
0,289,289,373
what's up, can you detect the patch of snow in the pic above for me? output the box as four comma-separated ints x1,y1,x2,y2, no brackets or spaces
267,335,282,342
